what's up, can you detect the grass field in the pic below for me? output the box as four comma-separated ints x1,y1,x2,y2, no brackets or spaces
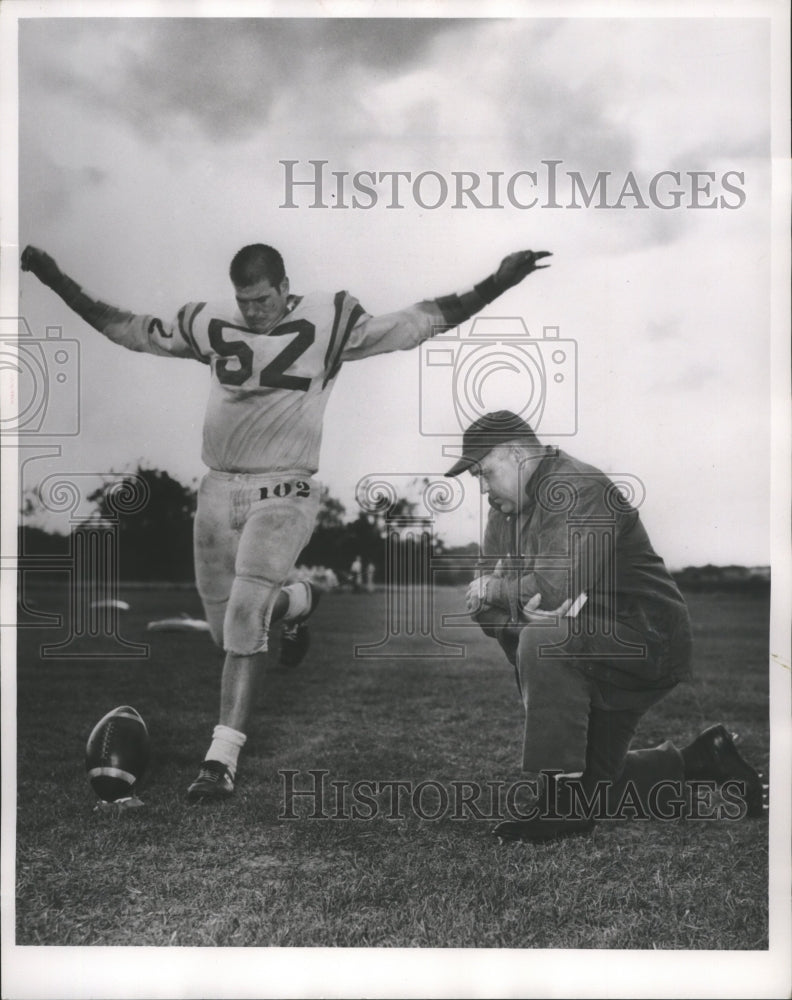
13,582,770,950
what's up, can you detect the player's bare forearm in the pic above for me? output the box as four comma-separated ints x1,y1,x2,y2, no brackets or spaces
21,245,135,334
435,249,552,328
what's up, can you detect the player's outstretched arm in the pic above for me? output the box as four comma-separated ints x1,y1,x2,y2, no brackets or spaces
21,246,193,358
339,249,552,362
21,246,137,334
439,249,552,328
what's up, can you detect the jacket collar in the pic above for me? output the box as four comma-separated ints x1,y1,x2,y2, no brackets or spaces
523,446,560,502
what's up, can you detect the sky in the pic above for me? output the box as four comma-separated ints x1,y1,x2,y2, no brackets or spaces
1,4,790,998
6,11,782,571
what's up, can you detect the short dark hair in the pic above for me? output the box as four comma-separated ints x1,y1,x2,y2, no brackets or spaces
229,244,286,288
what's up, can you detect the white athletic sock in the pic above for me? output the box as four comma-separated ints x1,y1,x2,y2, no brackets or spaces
282,581,311,621
206,725,247,778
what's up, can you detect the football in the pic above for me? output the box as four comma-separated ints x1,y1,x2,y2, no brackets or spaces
85,705,150,802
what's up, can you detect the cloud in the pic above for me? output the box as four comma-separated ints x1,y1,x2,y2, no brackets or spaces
20,17,638,173
646,318,681,341
651,362,719,392
21,18,478,142
18,139,107,224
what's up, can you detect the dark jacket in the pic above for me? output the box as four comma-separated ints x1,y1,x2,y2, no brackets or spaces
481,447,692,688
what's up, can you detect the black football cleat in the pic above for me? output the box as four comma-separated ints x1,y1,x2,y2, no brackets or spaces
683,724,766,818
279,582,321,668
186,760,234,801
492,816,595,844
279,621,310,668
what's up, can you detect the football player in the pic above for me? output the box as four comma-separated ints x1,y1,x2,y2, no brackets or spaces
21,243,550,800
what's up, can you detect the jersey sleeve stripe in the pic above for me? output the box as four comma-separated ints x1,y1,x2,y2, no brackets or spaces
322,291,348,377
323,296,367,388
180,302,210,362
336,302,366,355
176,306,192,347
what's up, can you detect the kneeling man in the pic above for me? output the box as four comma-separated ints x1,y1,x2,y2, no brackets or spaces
446,411,765,842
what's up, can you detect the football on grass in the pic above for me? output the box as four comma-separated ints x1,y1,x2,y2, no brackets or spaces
85,705,150,801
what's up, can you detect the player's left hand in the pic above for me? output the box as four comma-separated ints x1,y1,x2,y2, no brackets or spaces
495,250,552,290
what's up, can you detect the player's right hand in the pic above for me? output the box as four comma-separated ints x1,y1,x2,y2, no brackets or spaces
21,246,63,288
495,250,552,290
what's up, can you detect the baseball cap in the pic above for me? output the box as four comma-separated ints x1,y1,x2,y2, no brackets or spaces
445,410,540,477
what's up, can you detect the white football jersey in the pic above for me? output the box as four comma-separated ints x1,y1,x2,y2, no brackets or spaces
100,290,446,473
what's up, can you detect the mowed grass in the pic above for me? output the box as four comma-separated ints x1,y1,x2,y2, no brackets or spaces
14,584,769,949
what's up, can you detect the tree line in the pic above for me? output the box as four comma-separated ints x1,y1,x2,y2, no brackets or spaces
18,465,769,591
18,465,460,584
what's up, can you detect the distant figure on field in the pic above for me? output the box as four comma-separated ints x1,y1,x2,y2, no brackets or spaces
350,555,364,593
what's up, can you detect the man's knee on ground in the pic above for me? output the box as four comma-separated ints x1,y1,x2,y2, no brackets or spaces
516,619,571,664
